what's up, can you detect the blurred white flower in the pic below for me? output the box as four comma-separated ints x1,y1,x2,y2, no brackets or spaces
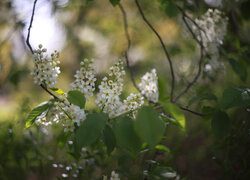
139,69,159,103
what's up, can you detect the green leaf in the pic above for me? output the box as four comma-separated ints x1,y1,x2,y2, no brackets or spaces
155,145,170,153
25,102,50,128
211,111,230,138
50,88,65,95
113,116,142,154
221,87,250,109
228,58,247,81
158,74,167,102
76,112,108,148
103,124,116,155
161,115,183,128
162,103,185,130
201,106,216,120
158,0,179,18
109,0,120,6
67,90,86,109
134,106,165,148
188,93,217,107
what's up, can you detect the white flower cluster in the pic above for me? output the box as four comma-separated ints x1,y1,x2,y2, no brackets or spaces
35,99,86,132
30,44,61,88
193,9,228,69
139,69,159,103
71,59,97,99
95,61,125,118
95,61,144,118
123,93,144,119
103,171,120,180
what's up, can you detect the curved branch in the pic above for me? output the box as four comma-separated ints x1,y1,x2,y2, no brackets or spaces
26,0,38,54
134,0,175,101
173,6,205,102
26,0,58,99
118,3,140,91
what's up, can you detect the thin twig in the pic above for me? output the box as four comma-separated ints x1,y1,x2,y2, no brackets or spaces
177,5,209,41
134,0,175,101
118,3,140,91
26,0,58,99
26,0,38,54
180,106,206,117
173,6,205,102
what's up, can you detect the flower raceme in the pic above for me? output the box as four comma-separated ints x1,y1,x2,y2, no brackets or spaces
71,58,97,100
35,99,86,132
30,44,60,88
95,60,144,118
30,46,159,129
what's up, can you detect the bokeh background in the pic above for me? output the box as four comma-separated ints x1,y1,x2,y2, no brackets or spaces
0,0,249,179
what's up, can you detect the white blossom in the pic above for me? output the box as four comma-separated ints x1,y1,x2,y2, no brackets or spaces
71,58,97,99
35,99,86,132
30,44,60,88
192,9,228,70
110,171,120,180
95,60,125,118
103,171,120,180
95,60,144,118
139,69,159,103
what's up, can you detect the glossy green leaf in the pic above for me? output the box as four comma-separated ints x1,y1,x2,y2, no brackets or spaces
76,112,108,148
113,116,142,154
188,93,217,107
155,145,170,153
221,87,250,109
25,102,50,128
162,103,185,130
211,111,231,138
103,124,116,155
50,88,65,95
228,58,247,81
134,106,165,148
67,90,86,109
109,0,120,6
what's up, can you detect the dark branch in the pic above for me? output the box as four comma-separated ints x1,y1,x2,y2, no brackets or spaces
177,6,209,41
26,0,58,99
134,0,175,101
118,3,140,91
180,106,206,117
173,6,205,102
26,0,38,54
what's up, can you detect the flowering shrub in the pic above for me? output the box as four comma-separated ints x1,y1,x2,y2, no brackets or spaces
21,0,250,179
